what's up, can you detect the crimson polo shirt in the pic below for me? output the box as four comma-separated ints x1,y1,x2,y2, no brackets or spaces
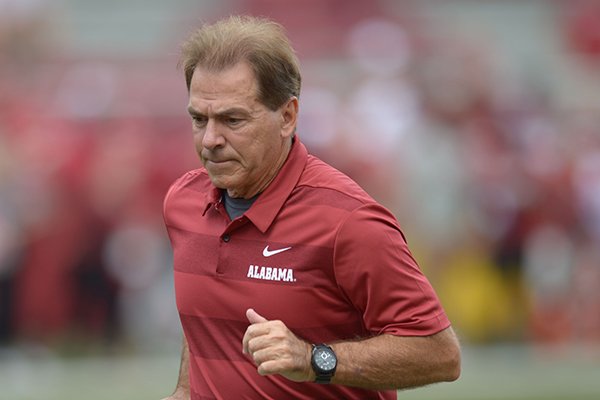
163,139,451,400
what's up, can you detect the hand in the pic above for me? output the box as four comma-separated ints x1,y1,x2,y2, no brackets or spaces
242,308,313,382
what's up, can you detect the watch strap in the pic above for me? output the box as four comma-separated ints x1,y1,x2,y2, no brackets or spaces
314,373,334,384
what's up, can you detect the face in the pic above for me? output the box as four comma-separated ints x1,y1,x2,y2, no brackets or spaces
187,62,298,199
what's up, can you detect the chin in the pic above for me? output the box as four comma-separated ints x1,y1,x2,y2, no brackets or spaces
208,175,236,191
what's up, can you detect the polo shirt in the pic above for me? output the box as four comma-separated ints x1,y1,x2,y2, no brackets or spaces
163,138,450,400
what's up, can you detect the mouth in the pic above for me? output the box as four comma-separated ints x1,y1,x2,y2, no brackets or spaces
204,158,236,171
205,157,230,164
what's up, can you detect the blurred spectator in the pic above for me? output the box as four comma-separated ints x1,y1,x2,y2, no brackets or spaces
563,0,600,60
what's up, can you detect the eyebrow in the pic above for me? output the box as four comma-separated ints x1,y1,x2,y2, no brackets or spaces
187,106,251,118
187,106,202,117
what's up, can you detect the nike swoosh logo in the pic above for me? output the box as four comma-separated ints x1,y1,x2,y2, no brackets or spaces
263,245,292,257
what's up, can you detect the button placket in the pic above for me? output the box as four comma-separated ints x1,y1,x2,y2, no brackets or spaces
216,217,248,275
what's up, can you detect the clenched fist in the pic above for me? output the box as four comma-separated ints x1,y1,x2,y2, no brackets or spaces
242,308,314,383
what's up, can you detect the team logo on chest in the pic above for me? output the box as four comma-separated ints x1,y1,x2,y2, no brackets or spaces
246,265,296,282
246,244,296,282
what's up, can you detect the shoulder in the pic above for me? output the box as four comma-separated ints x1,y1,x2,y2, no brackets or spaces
163,168,211,209
167,168,209,193
293,154,378,211
298,154,404,236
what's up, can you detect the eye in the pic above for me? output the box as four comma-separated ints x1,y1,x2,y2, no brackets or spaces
191,115,207,128
226,117,243,127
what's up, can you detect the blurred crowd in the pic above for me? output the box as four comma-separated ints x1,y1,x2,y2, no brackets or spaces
1,0,600,351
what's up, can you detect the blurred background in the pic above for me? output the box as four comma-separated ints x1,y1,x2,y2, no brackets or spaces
1,0,599,399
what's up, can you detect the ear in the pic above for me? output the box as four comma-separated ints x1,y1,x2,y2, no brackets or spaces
280,96,298,139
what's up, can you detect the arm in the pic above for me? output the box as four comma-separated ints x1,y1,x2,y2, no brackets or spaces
242,205,460,389
328,204,461,388
162,336,190,400
243,309,460,390
328,327,460,389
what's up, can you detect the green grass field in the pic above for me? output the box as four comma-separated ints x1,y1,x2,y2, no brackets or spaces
0,344,598,400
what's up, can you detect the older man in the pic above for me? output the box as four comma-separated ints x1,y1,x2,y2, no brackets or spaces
162,15,460,400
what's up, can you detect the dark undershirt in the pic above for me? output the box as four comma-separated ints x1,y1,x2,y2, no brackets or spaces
222,190,259,220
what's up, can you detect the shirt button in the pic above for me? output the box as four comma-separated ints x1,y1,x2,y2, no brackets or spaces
222,234,230,242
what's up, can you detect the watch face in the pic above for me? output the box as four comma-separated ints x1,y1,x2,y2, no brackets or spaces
314,347,337,372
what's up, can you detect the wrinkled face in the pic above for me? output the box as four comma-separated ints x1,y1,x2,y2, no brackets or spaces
187,62,297,199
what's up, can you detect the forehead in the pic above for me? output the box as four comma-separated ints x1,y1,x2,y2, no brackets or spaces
188,62,260,112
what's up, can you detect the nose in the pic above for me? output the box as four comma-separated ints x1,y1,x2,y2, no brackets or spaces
201,119,225,150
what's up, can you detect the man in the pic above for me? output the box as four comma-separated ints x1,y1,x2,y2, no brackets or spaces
162,15,460,400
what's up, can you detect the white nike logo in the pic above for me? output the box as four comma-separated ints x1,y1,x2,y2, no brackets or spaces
262,245,292,257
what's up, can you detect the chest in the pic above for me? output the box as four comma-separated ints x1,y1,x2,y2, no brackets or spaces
168,205,362,337
170,217,335,289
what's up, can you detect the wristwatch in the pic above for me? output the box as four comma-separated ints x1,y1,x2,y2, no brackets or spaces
311,343,337,384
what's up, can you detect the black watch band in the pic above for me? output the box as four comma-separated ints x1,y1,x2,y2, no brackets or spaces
315,373,335,384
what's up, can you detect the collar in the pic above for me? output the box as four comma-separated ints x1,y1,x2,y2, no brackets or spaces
201,138,308,233
202,186,222,216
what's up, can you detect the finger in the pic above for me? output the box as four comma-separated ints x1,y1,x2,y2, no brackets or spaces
249,346,269,367
246,308,268,324
242,328,252,354
256,359,281,376
242,316,269,354
242,324,273,355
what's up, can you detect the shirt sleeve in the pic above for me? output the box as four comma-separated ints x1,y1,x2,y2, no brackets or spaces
333,203,450,336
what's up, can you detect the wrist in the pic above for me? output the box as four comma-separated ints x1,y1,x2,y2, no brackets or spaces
304,341,317,382
310,343,337,384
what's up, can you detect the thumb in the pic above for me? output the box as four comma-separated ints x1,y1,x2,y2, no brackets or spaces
246,308,268,324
